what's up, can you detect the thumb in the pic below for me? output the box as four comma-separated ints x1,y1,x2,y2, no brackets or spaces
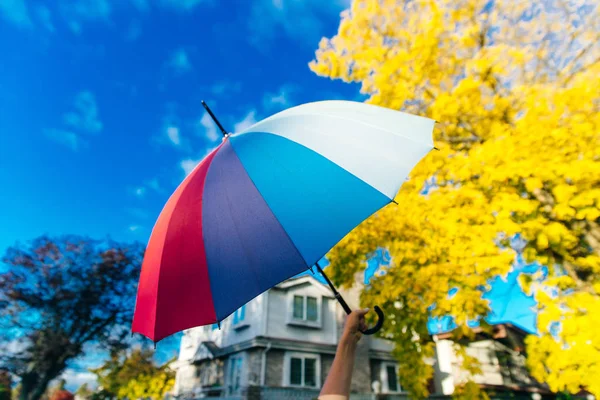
355,308,370,317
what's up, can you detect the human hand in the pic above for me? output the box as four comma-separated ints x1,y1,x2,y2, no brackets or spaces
342,308,369,343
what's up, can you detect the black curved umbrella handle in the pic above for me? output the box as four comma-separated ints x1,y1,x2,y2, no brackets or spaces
314,263,385,336
337,296,384,335
334,293,385,335
360,305,385,335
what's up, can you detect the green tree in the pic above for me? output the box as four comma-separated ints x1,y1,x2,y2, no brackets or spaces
0,236,143,400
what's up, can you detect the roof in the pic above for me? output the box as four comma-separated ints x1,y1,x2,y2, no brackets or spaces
432,323,531,353
433,322,529,340
192,341,220,361
274,275,335,298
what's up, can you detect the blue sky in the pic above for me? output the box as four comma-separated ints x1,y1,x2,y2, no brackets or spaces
0,0,359,389
0,0,360,256
0,0,536,390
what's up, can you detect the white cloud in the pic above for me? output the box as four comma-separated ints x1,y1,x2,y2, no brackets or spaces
0,0,32,28
210,81,242,96
44,92,102,154
234,111,258,133
0,338,28,355
63,91,103,134
166,126,181,146
263,84,296,112
125,19,142,41
133,187,146,197
131,0,150,12
179,147,215,177
131,178,161,198
168,48,192,74
128,225,142,232
146,178,161,192
34,5,54,32
248,0,349,47
61,369,98,391
127,207,148,219
72,0,111,19
198,112,219,142
61,0,111,34
268,92,288,108
180,159,200,176
44,129,81,151
160,0,209,11
153,107,193,150
69,21,82,34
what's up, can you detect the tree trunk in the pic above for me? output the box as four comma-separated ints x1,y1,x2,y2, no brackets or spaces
19,369,61,400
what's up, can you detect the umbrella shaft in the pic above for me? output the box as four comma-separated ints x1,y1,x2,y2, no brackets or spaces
314,262,353,315
201,100,228,137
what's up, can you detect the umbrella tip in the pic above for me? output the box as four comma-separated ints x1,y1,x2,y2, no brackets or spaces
433,147,440,151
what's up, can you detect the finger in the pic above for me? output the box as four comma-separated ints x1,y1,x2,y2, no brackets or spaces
355,308,370,317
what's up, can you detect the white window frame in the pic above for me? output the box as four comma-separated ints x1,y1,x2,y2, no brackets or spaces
380,362,401,393
226,353,246,395
232,304,249,330
286,293,322,328
283,352,321,388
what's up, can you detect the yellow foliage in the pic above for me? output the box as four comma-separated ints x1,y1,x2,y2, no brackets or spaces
117,372,174,400
91,348,174,400
452,381,490,400
311,0,600,397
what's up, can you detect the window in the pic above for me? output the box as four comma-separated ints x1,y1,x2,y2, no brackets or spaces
228,355,244,394
381,362,401,393
306,297,318,321
285,353,320,388
386,365,399,392
233,305,246,325
290,358,302,385
291,295,319,323
293,296,304,319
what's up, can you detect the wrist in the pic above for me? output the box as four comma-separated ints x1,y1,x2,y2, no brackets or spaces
340,332,360,348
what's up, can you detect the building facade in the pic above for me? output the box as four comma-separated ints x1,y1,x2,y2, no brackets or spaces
172,275,401,398
172,275,544,398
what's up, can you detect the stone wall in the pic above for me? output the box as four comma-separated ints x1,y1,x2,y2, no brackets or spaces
265,349,285,387
351,336,373,393
246,349,263,386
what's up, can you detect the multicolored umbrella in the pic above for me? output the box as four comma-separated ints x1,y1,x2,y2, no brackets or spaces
132,100,435,343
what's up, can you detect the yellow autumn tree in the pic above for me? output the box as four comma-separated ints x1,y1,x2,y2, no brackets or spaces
310,0,600,397
91,349,174,400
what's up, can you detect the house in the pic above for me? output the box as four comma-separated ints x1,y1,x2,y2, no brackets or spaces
172,274,402,398
172,273,544,399
432,323,550,398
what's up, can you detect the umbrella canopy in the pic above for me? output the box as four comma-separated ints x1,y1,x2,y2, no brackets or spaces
132,100,435,342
